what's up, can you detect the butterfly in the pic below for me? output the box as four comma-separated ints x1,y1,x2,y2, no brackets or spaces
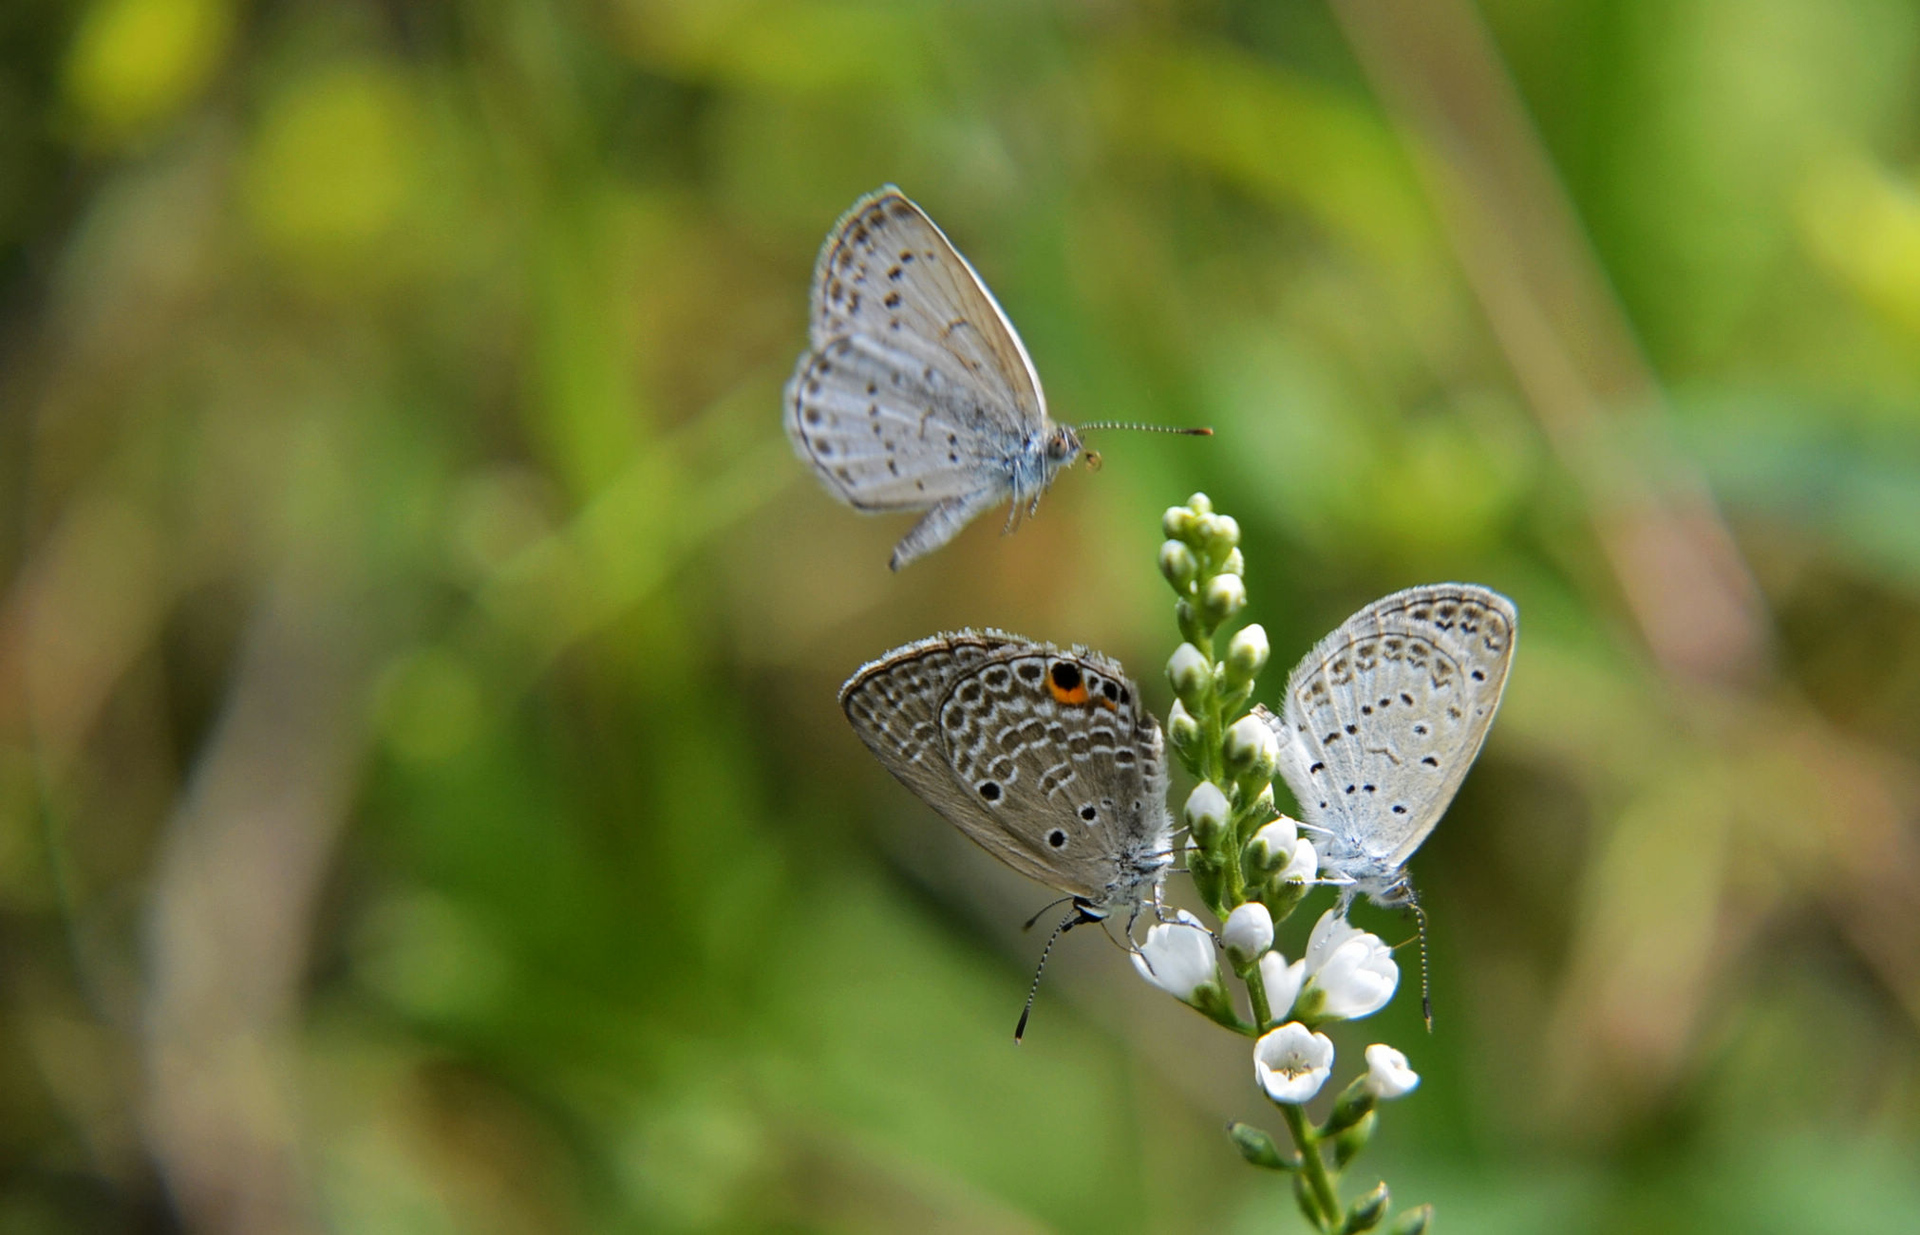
1259,584,1517,911
786,187,1209,569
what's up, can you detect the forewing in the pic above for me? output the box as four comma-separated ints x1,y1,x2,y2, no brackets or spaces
933,645,1170,903
1274,584,1516,868
807,187,1046,436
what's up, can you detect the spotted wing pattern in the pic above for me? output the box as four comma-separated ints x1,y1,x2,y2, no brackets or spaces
1263,584,1517,904
840,630,1171,914
785,188,1054,568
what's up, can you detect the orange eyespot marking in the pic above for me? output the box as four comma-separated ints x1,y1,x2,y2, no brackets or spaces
1046,661,1091,706
1096,696,1119,712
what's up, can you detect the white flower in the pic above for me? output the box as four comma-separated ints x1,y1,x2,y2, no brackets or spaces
1221,902,1273,963
1254,1022,1334,1104
1363,1044,1420,1100
1131,910,1217,1002
1259,950,1306,1021
1300,909,1398,1021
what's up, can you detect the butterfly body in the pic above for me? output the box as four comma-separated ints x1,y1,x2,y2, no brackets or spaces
1262,584,1517,908
840,630,1172,919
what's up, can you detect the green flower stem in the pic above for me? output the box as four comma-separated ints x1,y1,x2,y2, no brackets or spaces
1283,1103,1342,1232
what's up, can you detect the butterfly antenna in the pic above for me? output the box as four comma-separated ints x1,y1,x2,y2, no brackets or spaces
1023,895,1076,933
1015,908,1084,1043
1076,421,1213,436
1408,892,1434,1032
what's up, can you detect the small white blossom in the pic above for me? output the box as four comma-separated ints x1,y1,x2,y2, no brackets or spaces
1221,902,1273,963
1363,1044,1420,1100
1254,1022,1334,1104
1300,909,1398,1020
1131,910,1217,1002
1259,950,1306,1022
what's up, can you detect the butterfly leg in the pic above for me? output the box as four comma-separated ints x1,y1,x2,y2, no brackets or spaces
890,486,1005,570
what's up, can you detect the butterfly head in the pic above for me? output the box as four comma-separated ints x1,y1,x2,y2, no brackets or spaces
1044,424,1084,467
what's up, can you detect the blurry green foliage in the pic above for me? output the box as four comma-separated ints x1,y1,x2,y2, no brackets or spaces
1,1,1919,1232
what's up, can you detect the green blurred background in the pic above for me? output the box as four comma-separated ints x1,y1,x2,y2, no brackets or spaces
4,0,1920,1231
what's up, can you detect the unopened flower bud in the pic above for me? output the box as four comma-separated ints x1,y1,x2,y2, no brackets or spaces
1167,699,1200,753
1344,1181,1389,1231
1389,1205,1435,1235
1221,547,1245,576
1223,714,1278,783
1162,505,1196,541
1246,817,1299,874
1204,514,1240,563
1186,491,1213,515
1223,623,1270,688
1221,901,1274,964
1226,1122,1295,1172
1167,643,1211,709
1201,572,1247,625
1183,782,1230,847
1158,540,1198,591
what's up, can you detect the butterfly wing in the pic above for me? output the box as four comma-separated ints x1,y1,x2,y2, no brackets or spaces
1271,585,1516,885
807,188,1045,433
785,189,1050,542
841,632,1171,911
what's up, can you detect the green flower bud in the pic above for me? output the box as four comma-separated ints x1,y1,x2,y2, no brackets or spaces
1324,1075,1378,1136
1238,784,1277,842
1183,782,1231,847
1162,506,1196,541
1343,1181,1390,1232
1167,699,1200,753
1225,1122,1296,1172
1223,714,1279,784
1159,540,1199,592
1221,547,1245,576
1245,817,1297,875
1187,491,1213,515
1223,623,1270,689
1258,869,1310,923
1167,643,1211,710
1186,839,1226,909
1332,1110,1375,1169
1200,572,1247,626
1388,1205,1435,1235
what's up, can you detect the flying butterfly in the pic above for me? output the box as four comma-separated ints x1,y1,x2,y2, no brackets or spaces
786,187,1210,569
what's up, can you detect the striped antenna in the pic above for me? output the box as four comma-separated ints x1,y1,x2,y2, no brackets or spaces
1014,905,1095,1043
1076,421,1213,435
